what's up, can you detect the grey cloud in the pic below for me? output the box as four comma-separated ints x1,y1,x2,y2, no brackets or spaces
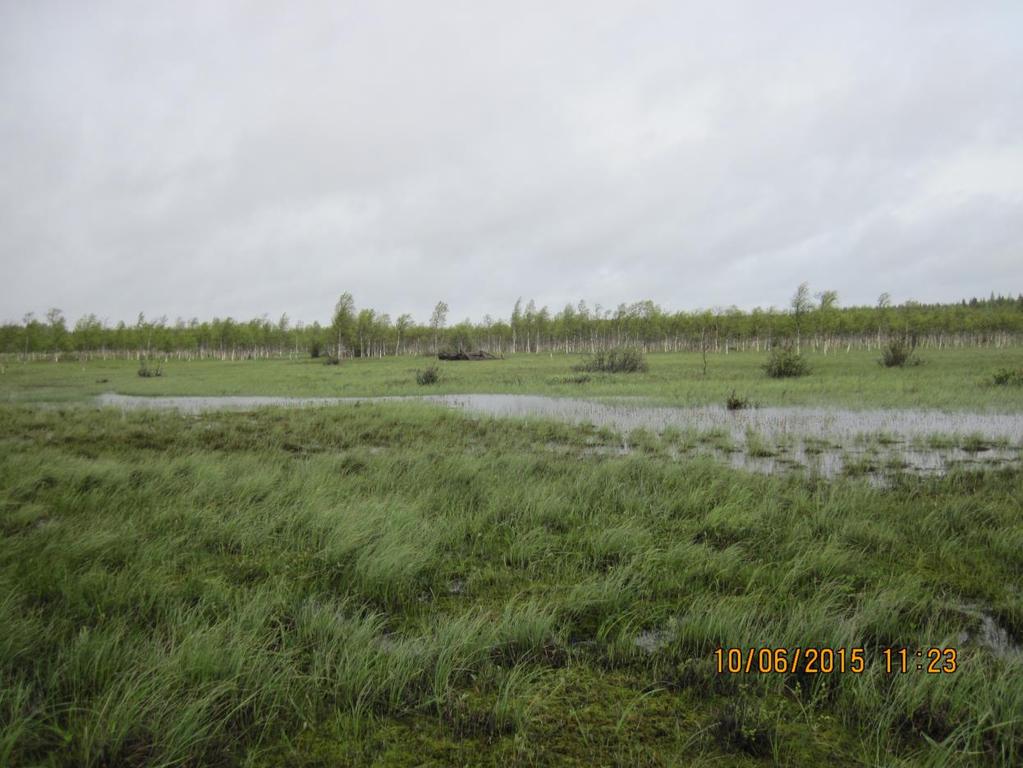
1,1,1021,326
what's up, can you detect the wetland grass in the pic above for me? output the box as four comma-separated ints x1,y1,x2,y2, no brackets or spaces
1,403,1022,766
3,347,1022,412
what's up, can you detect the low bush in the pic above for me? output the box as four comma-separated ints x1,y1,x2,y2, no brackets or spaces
416,366,440,385
548,374,591,385
713,699,773,757
762,345,810,378
725,391,751,411
880,337,922,368
573,348,648,374
137,359,163,378
992,367,1023,386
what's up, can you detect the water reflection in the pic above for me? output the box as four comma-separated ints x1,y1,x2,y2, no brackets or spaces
95,392,1022,479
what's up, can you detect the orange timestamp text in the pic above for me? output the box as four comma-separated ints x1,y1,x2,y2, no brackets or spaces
714,647,958,675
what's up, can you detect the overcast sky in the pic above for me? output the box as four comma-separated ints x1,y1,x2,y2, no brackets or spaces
2,1,1021,326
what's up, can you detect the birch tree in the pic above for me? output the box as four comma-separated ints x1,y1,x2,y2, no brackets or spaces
815,290,838,352
395,314,412,355
331,292,356,359
430,301,449,353
790,282,812,351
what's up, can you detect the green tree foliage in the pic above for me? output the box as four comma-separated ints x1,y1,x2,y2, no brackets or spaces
45,308,68,356
394,314,413,355
331,292,356,359
3,293,1023,360
790,283,812,350
430,301,449,354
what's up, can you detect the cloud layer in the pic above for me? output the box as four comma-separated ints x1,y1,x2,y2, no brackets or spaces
2,1,1021,325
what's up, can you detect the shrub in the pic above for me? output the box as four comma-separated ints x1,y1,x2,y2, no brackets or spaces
309,340,322,358
713,700,773,756
416,366,440,386
137,359,163,378
762,345,810,378
992,367,1023,386
573,347,648,374
725,391,751,411
564,374,591,384
879,337,921,368
322,355,341,366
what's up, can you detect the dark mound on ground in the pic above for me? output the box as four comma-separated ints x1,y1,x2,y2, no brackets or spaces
438,350,500,361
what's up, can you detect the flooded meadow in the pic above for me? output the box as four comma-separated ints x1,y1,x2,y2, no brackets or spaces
96,392,1023,480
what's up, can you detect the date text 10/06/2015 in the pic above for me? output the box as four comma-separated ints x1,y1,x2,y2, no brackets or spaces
713,647,958,675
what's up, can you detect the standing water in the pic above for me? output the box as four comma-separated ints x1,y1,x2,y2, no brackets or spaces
95,393,1022,479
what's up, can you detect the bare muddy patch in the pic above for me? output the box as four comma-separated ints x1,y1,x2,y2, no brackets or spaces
633,625,677,655
955,604,1023,658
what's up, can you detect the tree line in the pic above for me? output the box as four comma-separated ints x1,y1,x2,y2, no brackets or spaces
2,288,1022,361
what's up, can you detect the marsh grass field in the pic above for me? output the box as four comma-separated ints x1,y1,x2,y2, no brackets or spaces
4,348,1023,410
1,349,1023,766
